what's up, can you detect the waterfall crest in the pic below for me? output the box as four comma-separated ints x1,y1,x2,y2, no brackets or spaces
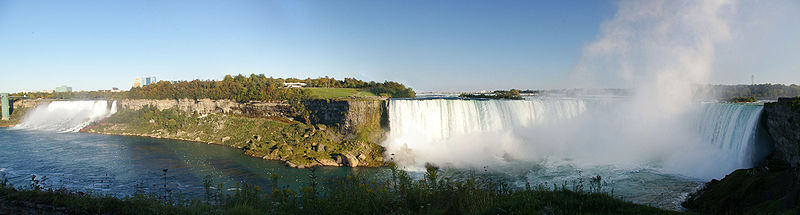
15,100,118,132
383,98,763,179
695,104,763,166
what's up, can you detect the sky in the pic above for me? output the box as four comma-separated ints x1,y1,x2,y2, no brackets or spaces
0,0,798,92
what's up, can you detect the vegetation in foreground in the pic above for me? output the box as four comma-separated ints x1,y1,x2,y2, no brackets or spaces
0,165,677,215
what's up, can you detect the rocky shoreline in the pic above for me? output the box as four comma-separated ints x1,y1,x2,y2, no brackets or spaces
81,98,390,169
83,129,377,169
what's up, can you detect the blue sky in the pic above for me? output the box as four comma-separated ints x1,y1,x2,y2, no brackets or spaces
0,0,798,92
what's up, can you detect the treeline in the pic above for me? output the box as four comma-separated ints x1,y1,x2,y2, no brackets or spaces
13,74,415,102
460,89,523,100
702,84,800,100
11,91,124,100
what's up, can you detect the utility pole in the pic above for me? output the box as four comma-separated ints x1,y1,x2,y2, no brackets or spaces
751,74,754,86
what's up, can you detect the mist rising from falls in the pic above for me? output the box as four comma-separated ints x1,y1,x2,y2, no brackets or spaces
15,101,117,132
383,98,763,180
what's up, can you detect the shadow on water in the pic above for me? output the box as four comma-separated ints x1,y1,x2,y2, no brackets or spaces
0,128,385,198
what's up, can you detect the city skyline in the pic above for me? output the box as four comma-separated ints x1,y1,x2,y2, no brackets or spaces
1,0,799,92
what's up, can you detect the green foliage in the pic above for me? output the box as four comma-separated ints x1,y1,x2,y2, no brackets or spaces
12,91,126,100
728,96,757,103
460,89,523,100
126,74,314,102
12,74,414,101
91,106,387,168
790,98,800,113
708,83,800,100
307,88,377,99
367,81,416,98
0,167,678,215
0,105,29,127
104,106,194,133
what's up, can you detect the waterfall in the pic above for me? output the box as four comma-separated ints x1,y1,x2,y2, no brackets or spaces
383,98,764,179
14,100,118,132
695,103,763,167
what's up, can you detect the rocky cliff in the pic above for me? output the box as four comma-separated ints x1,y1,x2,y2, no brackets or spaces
0,99,47,127
84,98,390,168
305,98,388,138
762,97,800,168
117,99,291,118
684,97,800,213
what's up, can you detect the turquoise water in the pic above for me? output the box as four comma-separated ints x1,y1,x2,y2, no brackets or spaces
0,127,702,210
0,98,767,211
0,128,385,197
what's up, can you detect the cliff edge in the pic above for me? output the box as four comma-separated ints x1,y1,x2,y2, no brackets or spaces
684,97,800,213
83,98,390,168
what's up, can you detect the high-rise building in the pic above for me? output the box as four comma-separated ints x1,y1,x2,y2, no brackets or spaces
142,76,157,86
55,85,72,93
133,78,141,88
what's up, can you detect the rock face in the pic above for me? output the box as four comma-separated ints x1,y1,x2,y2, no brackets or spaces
305,99,389,137
99,98,390,168
116,99,291,118
762,97,800,168
343,153,360,167
684,97,800,213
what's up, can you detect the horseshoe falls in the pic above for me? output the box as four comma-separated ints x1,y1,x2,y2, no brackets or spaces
382,97,764,209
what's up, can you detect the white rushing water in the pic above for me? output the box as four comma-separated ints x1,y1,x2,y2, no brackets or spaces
383,98,763,180
14,100,117,132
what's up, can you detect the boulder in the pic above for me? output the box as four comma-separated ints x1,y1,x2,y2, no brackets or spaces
344,153,359,167
315,158,339,166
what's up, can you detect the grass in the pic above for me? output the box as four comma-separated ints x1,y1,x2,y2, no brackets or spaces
0,165,680,215
307,88,377,99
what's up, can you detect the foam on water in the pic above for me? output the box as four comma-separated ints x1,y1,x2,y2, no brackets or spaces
14,100,118,132
383,98,763,180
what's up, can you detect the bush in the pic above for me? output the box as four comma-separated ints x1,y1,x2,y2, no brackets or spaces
0,166,677,214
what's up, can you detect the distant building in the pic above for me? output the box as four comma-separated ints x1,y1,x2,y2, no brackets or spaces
55,85,72,93
111,87,122,93
142,76,157,86
283,82,307,88
133,78,141,88
41,90,55,94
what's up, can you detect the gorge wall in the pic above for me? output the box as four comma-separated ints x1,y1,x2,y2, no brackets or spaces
684,97,800,213
116,99,291,119
762,97,800,168
114,98,388,138
86,98,389,168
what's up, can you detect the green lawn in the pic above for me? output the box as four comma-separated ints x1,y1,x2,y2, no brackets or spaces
307,88,377,99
